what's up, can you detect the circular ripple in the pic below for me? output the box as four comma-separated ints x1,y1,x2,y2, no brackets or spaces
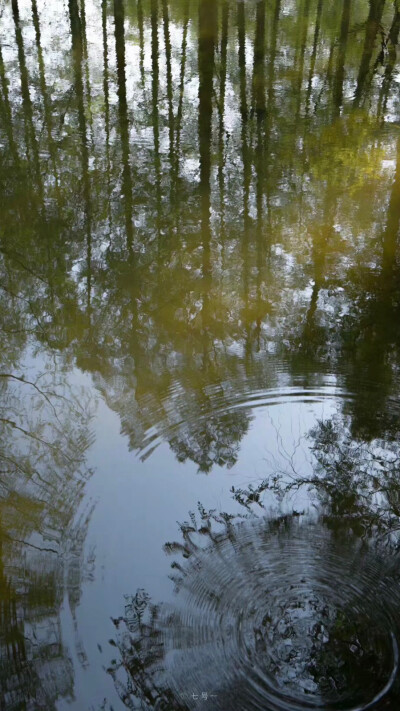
165,517,400,710
117,516,400,710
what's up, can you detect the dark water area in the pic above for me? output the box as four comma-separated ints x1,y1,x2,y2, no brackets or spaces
1,0,400,708
113,514,400,710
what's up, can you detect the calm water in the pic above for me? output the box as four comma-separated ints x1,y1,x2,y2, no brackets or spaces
1,0,400,708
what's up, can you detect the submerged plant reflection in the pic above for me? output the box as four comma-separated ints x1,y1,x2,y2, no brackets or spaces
111,415,400,709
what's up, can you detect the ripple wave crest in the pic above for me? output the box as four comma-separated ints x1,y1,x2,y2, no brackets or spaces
113,515,400,710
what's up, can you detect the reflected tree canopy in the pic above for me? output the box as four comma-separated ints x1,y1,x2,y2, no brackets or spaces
110,412,400,709
1,0,400,470
2,0,400,707
111,509,400,709
0,360,95,708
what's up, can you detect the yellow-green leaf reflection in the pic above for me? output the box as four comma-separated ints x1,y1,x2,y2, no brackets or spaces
0,0,400,708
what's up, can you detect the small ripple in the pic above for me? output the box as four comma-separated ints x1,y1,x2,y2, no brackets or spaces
224,385,354,412
137,382,350,461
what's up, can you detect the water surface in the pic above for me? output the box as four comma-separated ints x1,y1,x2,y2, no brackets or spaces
1,0,400,708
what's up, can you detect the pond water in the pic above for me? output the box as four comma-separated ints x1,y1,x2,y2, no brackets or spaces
1,0,400,708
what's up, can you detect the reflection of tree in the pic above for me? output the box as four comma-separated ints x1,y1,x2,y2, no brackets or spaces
0,39,18,164
354,0,387,107
0,359,95,708
232,413,400,547
114,0,134,251
378,0,400,117
11,0,43,197
1,0,400,469
168,409,249,473
0,543,75,711
1,5,400,707
333,0,351,115
338,135,400,442
111,501,400,709
110,407,400,707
